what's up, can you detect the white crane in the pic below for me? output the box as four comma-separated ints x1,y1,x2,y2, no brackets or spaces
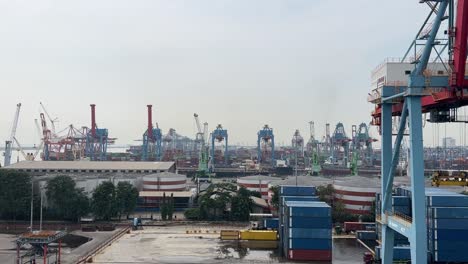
3,103,21,167
40,102,58,134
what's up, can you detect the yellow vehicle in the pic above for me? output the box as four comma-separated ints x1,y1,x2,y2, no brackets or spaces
431,170,468,187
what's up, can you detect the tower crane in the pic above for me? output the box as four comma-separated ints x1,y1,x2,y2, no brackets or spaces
368,1,468,263
3,103,21,167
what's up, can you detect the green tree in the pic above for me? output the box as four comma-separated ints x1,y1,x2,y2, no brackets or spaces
46,175,90,221
269,185,279,210
0,170,32,220
115,181,138,220
91,181,117,220
184,208,200,220
230,187,253,221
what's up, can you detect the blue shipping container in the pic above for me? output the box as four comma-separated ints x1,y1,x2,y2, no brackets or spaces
264,218,279,229
285,201,331,217
427,195,468,207
430,207,468,219
429,218,468,229
434,240,468,252
287,217,332,229
288,228,331,239
356,231,377,241
288,238,332,250
434,250,468,262
392,196,411,206
432,229,468,240
280,185,316,196
375,246,411,261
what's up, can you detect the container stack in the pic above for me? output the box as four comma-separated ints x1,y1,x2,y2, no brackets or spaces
375,187,468,263
283,201,332,261
277,185,318,257
263,218,279,230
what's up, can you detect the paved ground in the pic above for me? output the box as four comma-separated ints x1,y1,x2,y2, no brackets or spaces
92,225,367,264
0,234,16,264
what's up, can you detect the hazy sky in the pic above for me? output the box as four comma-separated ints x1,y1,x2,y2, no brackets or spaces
0,0,464,147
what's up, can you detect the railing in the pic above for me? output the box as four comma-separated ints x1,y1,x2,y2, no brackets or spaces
75,226,131,264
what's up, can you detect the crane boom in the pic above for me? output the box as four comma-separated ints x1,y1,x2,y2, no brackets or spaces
3,103,21,167
40,102,57,134
13,137,28,161
194,113,202,134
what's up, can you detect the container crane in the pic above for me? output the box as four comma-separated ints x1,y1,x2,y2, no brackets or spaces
291,129,304,157
369,1,468,263
39,102,58,134
141,105,163,161
322,123,332,158
85,104,109,161
3,103,21,167
211,124,228,166
257,125,275,166
307,121,321,175
330,122,350,165
351,123,376,166
194,113,210,175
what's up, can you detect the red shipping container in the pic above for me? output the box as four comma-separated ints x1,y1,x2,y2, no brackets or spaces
288,249,332,261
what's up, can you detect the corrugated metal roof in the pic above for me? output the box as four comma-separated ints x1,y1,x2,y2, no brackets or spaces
139,191,193,198
5,161,175,171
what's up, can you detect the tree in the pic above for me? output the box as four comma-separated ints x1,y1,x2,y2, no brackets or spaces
46,175,90,221
115,181,138,220
0,170,32,220
91,181,117,220
269,185,279,210
230,187,253,221
184,208,200,220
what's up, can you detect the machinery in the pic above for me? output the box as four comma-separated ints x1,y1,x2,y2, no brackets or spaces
194,113,210,176
330,122,350,165
3,103,21,167
85,104,110,161
307,122,321,175
431,170,468,186
369,1,468,263
141,105,162,161
257,125,275,166
211,124,228,166
351,123,376,166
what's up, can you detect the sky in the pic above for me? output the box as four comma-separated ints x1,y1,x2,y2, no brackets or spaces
0,0,464,147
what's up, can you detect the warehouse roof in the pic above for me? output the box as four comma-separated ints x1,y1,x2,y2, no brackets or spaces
4,161,175,173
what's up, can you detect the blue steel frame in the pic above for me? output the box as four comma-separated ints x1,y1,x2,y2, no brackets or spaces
331,122,349,164
257,125,275,165
379,1,449,263
85,128,109,161
211,126,228,165
142,128,163,161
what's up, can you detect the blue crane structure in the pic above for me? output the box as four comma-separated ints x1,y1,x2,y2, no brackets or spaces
141,105,162,161
85,104,109,161
369,1,468,263
330,122,350,165
210,124,228,166
351,123,375,166
257,124,275,165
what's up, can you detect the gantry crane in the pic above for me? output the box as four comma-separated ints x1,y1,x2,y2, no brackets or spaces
3,103,21,167
85,104,110,161
351,123,376,166
194,113,210,175
307,121,321,175
369,1,468,263
211,124,228,166
257,124,275,166
330,122,350,165
141,105,163,161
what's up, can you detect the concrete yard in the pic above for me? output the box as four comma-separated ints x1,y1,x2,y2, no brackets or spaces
92,225,367,264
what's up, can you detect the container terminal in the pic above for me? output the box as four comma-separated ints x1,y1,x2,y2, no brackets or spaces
0,0,467,264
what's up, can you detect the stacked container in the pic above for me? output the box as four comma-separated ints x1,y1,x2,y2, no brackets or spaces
283,201,332,261
263,218,279,229
375,187,468,263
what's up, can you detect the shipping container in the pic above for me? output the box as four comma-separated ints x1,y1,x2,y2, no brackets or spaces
356,230,377,241
288,249,332,261
433,240,468,251
343,222,375,233
285,201,331,217
263,218,279,229
430,207,468,219
287,217,332,229
375,246,411,261
434,250,468,262
392,196,411,206
280,185,317,196
239,230,277,241
288,238,332,250
427,195,468,207
288,228,331,239
428,218,468,229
